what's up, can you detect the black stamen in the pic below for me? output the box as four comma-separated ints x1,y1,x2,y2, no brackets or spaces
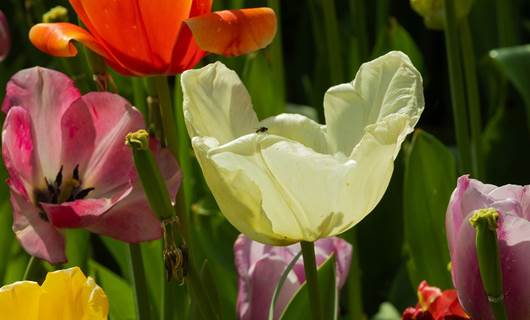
55,165,63,187
38,211,49,222
73,164,80,181
74,187,95,200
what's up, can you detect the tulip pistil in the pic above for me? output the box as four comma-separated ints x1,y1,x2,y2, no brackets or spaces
469,208,508,320
34,164,95,221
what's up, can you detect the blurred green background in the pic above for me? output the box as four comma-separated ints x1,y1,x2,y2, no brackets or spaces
1,0,530,319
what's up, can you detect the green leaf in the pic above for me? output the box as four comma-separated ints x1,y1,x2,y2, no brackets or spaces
372,18,425,75
490,45,530,129
370,302,401,320
64,229,90,271
403,130,454,289
0,202,14,285
281,255,337,320
268,251,303,320
89,260,136,320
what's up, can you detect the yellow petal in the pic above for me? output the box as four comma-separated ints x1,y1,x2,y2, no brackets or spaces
0,281,41,320
40,267,109,320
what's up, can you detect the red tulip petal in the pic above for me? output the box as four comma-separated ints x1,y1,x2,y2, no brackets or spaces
69,0,193,74
29,22,106,58
185,8,277,56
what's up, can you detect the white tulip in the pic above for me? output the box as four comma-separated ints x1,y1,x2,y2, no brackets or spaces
182,51,424,244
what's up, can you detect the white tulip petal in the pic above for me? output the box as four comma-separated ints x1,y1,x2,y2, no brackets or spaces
191,136,292,245
182,62,259,144
259,113,328,154
324,51,424,156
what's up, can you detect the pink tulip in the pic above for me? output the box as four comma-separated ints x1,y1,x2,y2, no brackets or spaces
2,67,180,264
446,175,530,320
0,10,10,61
234,234,352,320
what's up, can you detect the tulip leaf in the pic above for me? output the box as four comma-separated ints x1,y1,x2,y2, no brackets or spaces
268,251,303,320
89,260,135,320
403,130,454,289
280,255,337,320
490,45,530,129
370,302,401,320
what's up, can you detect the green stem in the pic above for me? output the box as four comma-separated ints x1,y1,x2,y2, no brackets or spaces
345,231,363,320
301,241,322,320
442,0,472,174
496,0,518,47
149,76,180,159
129,244,150,320
321,0,344,84
470,209,508,320
350,0,368,70
23,256,37,280
267,0,286,115
459,17,483,178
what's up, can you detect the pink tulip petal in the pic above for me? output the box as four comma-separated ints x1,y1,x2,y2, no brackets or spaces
86,144,180,242
234,235,301,320
452,211,492,320
234,235,352,319
79,92,144,197
2,106,39,198
59,97,96,176
40,195,126,229
10,191,66,264
2,67,80,179
498,214,530,320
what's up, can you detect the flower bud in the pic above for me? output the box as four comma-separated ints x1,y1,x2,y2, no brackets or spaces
410,0,473,30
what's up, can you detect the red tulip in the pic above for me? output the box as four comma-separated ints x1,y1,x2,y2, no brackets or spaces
29,0,277,75
402,281,469,320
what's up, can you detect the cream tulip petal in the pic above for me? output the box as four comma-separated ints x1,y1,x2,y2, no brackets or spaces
324,51,424,156
191,136,291,244
206,134,306,242
259,113,328,154
181,61,259,144
258,140,359,240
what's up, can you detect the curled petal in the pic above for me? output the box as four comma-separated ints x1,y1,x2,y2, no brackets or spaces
29,23,106,58
185,8,277,56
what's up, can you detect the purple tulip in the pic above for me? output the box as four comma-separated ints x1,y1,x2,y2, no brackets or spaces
446,175,530,320
234,234,352,320
0,10,10,61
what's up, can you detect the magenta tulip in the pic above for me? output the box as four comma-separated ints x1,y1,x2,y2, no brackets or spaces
0,10,10,61
2,67,180,264
446,175,530,320
234,234,352,320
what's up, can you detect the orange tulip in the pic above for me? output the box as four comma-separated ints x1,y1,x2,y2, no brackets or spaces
29,0,276,75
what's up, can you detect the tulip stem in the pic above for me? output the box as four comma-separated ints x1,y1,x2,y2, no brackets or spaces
22,256,37,280
442,0,472,174
149,76,180,160
301,241,323,320
459,17,483,179
129,243,150,320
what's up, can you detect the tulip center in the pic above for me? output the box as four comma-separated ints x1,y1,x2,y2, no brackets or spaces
34,165,95,221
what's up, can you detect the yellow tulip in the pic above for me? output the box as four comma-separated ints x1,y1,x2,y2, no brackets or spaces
0,267,108,319
181,51,424,245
